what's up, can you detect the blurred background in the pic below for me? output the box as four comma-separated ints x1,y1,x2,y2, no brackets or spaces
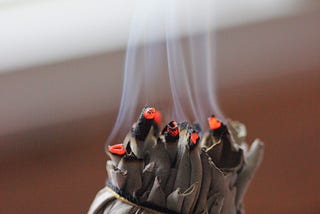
0,0,320,213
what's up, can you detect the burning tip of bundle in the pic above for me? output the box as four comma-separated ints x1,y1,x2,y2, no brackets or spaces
167,121,179,137
208,115,222,130
163,120,179,142
190,131,200,145
132,106,159,141
143,107,156,120
108,144,126,156
154,110,162,125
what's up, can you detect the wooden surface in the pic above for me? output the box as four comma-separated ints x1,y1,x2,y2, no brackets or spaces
1,70,319,213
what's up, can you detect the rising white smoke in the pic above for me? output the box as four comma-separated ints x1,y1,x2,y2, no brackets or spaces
107,0,224,145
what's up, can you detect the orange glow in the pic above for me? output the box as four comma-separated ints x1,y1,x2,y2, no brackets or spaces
208,115,221,130
143,107,156,120
108,144,126,156
191,132,199,144
167,121,179,136
154,110,162,124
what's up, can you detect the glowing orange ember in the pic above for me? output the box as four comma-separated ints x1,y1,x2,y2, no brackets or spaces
191,132,199,144
108,144,126,156
154,110,162,125
143,107,156,120
208,115,221,130
167,121,179,136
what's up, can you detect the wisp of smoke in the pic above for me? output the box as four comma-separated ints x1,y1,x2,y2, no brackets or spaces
107,0,224,145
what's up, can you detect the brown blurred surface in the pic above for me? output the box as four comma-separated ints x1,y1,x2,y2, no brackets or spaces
0,70,319,214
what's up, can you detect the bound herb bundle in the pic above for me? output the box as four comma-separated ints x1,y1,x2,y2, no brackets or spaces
88,107,264,214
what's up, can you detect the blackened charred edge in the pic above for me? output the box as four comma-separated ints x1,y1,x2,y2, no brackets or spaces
161,121,179,143
188,135,199,151
164,127,179,143
106,181,179,214
124,142,141,160
132,108,154,141
186,126,200,150
188,143,196,150
210,123,229,139
124,153,139,160
152,124,160,138
188,140,198,150
165,133,179,142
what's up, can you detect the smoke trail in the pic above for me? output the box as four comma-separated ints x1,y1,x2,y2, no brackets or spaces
165,1,196,122
106,0,224,146
185,0,225,125
107,0,169,144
